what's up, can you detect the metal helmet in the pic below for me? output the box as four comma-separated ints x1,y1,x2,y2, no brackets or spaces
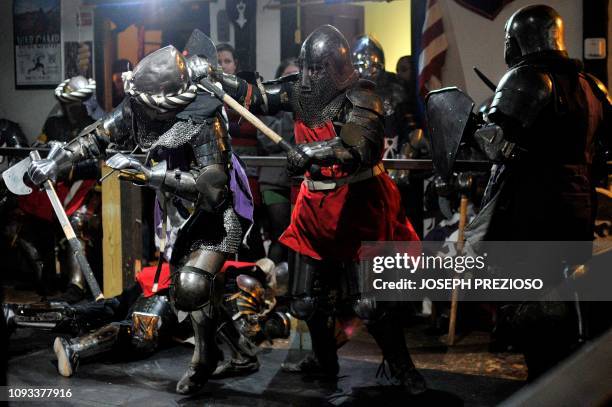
504,5,567,67
351,35,385,81
298,24,358,93
123,45,197,114
55,75,95,103
54,75,96,128
294,25,358,127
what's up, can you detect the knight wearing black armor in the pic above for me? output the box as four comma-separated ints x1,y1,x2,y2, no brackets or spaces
205,25,425,393
26,36,255,394
351,35,418,161
465,5,610,379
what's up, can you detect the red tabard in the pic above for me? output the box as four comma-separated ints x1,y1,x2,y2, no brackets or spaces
18,180,96,222
279,120,420,261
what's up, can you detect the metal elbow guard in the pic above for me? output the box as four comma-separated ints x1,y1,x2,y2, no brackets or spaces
474,124,523,161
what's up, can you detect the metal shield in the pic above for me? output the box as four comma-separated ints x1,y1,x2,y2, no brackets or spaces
425,87,475,179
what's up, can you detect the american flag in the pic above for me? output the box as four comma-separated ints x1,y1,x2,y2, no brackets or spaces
418,0,448,98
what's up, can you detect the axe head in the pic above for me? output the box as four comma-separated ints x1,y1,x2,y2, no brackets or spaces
2,155,33,195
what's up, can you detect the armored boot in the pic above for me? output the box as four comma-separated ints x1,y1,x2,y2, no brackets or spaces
281,311,339,379
53,322,122,377
367,316,426,395
212,311,260,378
176,311,223,394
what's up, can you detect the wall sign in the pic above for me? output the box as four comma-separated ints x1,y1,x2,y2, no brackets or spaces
14,0,62,89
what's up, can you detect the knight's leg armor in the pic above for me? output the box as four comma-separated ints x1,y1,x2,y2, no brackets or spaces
129,294,176,354
212,304,260,378
58,207,92,303
4,302,78,334
53,322,127,377
170,248,226,395
347,261,426,394
281,255,339,378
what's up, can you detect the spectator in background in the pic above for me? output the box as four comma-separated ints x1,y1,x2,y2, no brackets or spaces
396,55,418,123
217,44,266,261
257,59,299,264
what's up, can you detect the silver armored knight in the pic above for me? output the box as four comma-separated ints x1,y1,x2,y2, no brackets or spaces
27,38,255,394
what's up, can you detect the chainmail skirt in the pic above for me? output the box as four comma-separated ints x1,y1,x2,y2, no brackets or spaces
189,206,242,254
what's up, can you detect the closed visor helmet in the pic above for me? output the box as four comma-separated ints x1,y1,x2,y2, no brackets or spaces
298,24,358,92
122,45,197,113
55,75,95,103
351,35,385,80
504,5,567,67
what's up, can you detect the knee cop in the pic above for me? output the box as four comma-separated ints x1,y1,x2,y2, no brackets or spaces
130,294,175,354
169,265,220,316
290,295,318,321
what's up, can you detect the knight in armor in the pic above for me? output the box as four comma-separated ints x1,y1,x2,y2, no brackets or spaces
26,36,255,394
7,78,103,302
40,76,102,144
202,25,425,393
351,37,427,235
3,260,290,378
464,5,610,379
351,36,419,161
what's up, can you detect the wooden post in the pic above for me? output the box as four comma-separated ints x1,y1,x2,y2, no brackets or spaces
447,194,469,345
101,167,142,297
103,18,114,112
101,166,122,297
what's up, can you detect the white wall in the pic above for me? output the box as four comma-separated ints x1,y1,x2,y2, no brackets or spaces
0,0,93,142
440,0,583,106
0,1,58,142
256,0,281,80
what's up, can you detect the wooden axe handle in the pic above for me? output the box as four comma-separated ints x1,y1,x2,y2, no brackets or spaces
30,151,104,301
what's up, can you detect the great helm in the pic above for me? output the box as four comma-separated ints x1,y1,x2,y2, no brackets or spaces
504,5,567,67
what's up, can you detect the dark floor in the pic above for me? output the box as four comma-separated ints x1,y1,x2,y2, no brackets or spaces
6,322,526,407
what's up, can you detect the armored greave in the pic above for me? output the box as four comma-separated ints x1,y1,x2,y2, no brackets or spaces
364,308,426,393
54,322,126,377
289,256,339,374
366,311,415,375
171,248,227,394
66,208,93,290
69,323,123,360
175,310,223,394
64,238,86,290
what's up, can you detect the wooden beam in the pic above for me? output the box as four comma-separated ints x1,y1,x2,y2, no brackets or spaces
101,166,123,297
101,167,143,296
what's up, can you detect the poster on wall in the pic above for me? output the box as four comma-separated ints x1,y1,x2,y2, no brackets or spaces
14,0,62,89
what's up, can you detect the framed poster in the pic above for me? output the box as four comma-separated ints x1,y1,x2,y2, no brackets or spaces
14,0,62,89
